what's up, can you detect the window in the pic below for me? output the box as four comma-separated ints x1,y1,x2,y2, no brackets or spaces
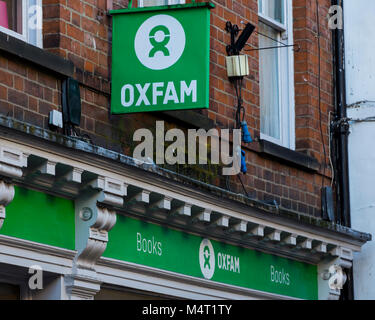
138,0,185,7
0,0,42,47
258,0,295,149
0,282,20,300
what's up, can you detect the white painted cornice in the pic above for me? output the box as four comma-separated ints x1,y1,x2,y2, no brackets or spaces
0,235,75,274
0,136,370,267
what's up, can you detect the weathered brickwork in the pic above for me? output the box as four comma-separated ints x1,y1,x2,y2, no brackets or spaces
0,0,335,218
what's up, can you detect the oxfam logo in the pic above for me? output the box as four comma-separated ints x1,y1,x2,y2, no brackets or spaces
199,239,215,280
134,15,186,70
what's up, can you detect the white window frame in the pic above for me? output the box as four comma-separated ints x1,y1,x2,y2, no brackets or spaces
138,0,185,7
0,0,43,48
258,0,295,150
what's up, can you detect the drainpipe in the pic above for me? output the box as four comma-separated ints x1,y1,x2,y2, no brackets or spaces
331,0,354,300
332,0,351,228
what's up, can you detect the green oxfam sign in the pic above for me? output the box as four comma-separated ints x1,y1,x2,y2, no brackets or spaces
104,215,318,300
110,3,213,114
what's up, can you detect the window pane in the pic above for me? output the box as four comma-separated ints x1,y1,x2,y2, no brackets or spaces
0,0,22,33
167,0,183,4
140,0,184,7
259,0,284,24
28,0,38,45
259,22,281,140
142,0,168,6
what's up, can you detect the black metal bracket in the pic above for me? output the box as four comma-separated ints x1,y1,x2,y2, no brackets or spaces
225,21,240,56
331,117,351,136
245,44,301,52
225,21,255,56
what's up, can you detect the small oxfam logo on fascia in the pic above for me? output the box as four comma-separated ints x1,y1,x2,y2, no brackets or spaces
134,14,186,70
199,239,215,280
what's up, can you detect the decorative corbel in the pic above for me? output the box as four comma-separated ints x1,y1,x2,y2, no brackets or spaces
318,246,353,300
0,146,28,230
0,181,15,230
75,206,117,271
66,204,116,300
74,176,126,271
66,177,126,300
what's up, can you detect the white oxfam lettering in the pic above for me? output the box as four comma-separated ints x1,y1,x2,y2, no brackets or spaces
153,82,164,105
181,80,197,103
135,83,151,106
120,81,198,108
121,84,134,107
164,82,179,104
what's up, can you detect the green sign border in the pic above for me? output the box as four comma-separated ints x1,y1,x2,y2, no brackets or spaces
109,2,215,16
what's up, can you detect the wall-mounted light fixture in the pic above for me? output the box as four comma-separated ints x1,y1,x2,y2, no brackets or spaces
226,55,249,78
225,21,254,79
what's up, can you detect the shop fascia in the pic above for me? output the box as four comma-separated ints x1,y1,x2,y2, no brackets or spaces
0,125,370,300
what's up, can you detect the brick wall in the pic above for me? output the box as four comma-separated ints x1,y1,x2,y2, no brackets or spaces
294,0,334,164
0,0,335,218
0,54,60,129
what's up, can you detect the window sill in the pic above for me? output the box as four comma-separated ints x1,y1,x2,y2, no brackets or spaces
0,31,74,78
247,139,320,172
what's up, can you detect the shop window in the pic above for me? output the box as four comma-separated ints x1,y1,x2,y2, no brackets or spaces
0,282,20,300
258,0,295,149
138,0,185,7
0,0,43,47
95,285,172,300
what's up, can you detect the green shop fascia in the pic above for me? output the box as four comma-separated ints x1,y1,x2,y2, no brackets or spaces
2,186,317,299
0,124,369,300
